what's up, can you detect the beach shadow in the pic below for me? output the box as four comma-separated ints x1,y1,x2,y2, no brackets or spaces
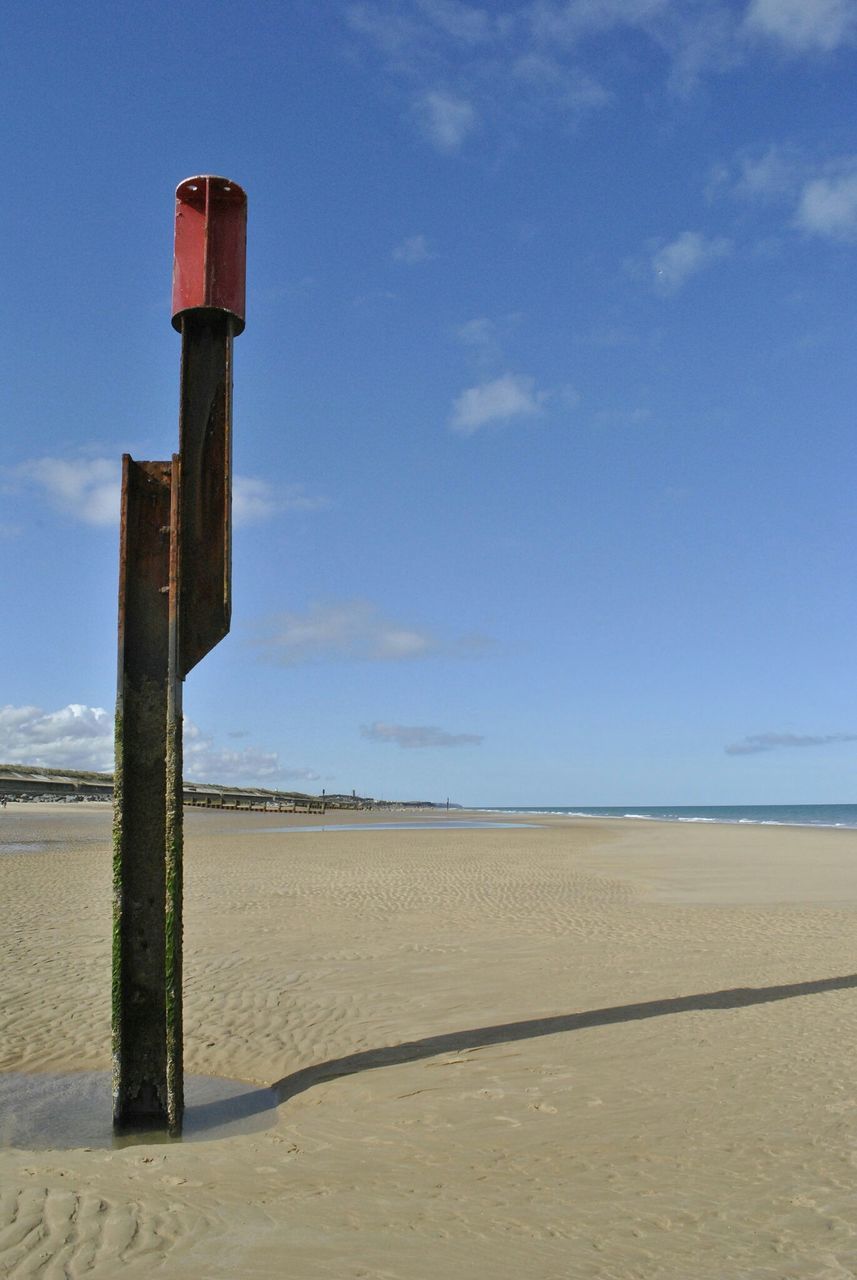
265,972,857,1108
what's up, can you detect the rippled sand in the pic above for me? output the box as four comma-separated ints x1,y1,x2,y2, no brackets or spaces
2,803,857,1277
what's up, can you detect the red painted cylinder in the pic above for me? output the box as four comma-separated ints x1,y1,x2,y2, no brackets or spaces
171,175,247,334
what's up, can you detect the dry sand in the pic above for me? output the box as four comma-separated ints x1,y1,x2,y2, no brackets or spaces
2,804,857,1278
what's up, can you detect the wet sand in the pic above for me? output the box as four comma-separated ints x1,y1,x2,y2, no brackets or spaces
2,803,857,1277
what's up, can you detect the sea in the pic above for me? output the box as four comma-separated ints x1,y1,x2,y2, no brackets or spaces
484,804,857,830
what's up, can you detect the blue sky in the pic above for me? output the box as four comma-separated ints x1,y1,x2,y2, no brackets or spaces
3,0,857,805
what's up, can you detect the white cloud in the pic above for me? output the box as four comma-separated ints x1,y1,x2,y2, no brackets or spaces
0,701,316,788
456,317,495,347
416,90,477,151
351,0,743,153
734,144,799,200
744,0,857,51
233,476,328,524
361,721,483,748
795,167,857,241
651,230,732,292
348,0,853,158
454,314,528,369
256,600,438,665
392,233,433,263
528,0,740,93
0,704,113,771
450,372,547,434
17,457,121,526
14,460,323,530
255,600,491,666
182,719,319,785
233,475,277,524
454,316,503,368
711,147,857,245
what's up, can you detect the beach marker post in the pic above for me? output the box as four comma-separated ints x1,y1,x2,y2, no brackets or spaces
112,177,247,1132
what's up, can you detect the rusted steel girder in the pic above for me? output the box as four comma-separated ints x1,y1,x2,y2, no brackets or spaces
113,177,246,1133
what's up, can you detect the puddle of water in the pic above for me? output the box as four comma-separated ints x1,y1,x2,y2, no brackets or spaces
256,820,544,834
0,1071,278,1149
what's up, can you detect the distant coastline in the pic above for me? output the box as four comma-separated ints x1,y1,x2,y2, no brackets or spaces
0,763,457,813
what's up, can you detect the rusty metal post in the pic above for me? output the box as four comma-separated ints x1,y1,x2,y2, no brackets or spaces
113,177,247,1133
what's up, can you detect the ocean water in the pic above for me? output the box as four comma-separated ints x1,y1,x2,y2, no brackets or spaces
485,804,857,830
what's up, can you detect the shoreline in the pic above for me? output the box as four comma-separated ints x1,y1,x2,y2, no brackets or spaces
475,803,857,831
8,796,857,833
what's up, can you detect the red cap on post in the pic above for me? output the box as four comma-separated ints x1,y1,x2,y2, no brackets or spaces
171,175,247,334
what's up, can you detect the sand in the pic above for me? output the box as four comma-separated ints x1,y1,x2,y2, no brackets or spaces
2,804,857,1278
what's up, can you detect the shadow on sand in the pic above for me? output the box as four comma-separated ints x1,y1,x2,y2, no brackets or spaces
189,971,857,1129
8,974,853,1147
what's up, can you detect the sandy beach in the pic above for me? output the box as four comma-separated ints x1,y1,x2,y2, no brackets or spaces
2,804,857,1278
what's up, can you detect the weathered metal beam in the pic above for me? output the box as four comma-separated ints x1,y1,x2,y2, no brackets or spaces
112,458,178,1130
112,176,246,1135
164,453,184,1128
177,312,234,678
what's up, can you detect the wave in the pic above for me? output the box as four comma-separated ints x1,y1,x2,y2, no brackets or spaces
481,805,857,831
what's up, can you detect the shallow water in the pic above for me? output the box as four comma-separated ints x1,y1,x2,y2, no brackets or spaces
0,1071,279,1149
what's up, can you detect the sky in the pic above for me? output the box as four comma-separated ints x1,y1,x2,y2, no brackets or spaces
3,0,857,806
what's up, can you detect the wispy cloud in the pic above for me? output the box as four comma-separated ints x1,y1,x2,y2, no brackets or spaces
183,719,319,785
725,731,857,756
711,146,857,249
744,0,857,52
453,314,527,370
730,144,801,201
530,0,670,42
347,0,850,157
795,163,857,242
16,457,121,526
254,599,492,666
392,233,434,263
456,316,496,349
530,0,742,94
415,0,493,44
233,476,329,524
450,372,548,434
13,458,324,529
346,2,426,60
361,721,483,748
510,52,610,108
416,89,477,151
346,2,612,152
651,230,732,293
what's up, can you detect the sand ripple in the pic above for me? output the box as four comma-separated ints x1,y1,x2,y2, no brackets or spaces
3,807,857,1277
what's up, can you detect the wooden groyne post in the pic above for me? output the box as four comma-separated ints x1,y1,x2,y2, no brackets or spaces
113,176,247,1132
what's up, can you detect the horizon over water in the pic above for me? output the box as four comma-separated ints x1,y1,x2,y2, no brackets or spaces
483,804,857,830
